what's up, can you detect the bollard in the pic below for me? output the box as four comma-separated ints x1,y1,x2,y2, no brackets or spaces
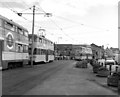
109,65,112,75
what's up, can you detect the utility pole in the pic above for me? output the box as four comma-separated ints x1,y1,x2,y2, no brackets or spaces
31,5,35,67
17,5,52,67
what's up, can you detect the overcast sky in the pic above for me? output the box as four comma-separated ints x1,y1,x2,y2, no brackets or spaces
0,0,119,48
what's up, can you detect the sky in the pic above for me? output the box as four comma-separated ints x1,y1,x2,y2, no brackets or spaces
0,0,119,48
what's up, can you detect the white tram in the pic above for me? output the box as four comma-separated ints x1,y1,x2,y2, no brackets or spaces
74,46,92,60
28,34,54,64
0,15,29,69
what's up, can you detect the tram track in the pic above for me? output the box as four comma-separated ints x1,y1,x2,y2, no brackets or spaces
2,60,71,95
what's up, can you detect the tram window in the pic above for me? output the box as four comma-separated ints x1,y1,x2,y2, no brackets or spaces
18,27,23,35
45,40,47,44
15,43,18,52
29,38,32,42
36,48,38,54
41,49,45,55
28,47,31,54
33,48,37,55
41,49,43,55
37,49,39,54
41,39,43,43
17,44,23,52
34,37,37,42
23,45,25,52
43,39,45,44
39,38,42,43
18,45,21,52
5,21,15,31
39,49,41,55
26,46,28,52
23,45,28,53
0,19,2,27
38,49,41,55
24,31,28,37
21,45,23,52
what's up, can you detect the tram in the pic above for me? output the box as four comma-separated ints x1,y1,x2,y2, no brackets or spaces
74,46,92,60
0,15,29,69
28,34,54,64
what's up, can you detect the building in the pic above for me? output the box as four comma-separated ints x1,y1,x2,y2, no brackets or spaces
54,44,73,59
104,47,120,58
91,43,104,59
110,47,120,54
54,44,92,60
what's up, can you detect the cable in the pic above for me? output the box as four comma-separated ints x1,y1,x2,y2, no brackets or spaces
55,15,110,32
20,0,33,10
48,18,78,42
3,3,78,43
36,5,79,42
35,5,47,13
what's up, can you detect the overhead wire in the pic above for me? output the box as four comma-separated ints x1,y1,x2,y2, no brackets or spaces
2,3,78,42
2,3,29,20
36,5,79,43
1,2,55,39
55,15,110,32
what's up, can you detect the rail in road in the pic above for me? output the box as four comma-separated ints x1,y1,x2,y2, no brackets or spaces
2,60,71,95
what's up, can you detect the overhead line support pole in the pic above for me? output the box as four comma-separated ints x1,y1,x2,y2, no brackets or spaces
31,5,35,67
17,5,52,67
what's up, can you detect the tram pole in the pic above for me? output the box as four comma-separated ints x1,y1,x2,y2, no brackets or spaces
31,5,35,67
17,5,52,67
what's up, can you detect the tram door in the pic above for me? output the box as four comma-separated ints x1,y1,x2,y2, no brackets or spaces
0,40,2,68
46,50,48,62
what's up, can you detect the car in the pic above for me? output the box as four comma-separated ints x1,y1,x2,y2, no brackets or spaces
107,72,120,86
98,59,105,66
105,59,118,72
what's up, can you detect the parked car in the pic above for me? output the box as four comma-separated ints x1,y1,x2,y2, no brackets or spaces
98,59,105,66
105,59,118,72
107,72,120,86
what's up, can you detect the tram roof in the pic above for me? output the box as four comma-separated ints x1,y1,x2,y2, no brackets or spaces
0,14,28,31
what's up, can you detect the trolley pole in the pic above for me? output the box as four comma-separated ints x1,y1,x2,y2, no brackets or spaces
31,5,35,67
17,5,52,67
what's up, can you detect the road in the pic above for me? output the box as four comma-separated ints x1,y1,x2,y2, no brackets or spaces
2,60,119,96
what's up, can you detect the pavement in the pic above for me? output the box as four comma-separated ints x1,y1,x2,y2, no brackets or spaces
86,63,119,94
24,61,118,95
